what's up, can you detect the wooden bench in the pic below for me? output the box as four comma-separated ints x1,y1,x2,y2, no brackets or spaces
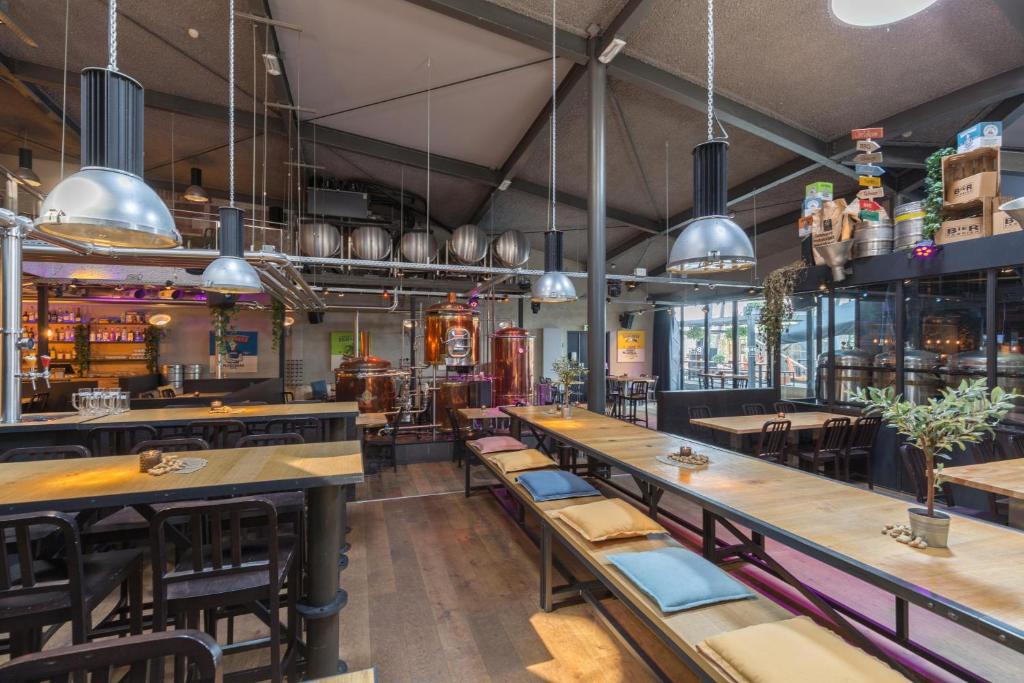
465,442,791,682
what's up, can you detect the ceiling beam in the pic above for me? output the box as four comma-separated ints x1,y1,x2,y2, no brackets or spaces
993,0,1024,39
509,179,661,233
596,0,659,58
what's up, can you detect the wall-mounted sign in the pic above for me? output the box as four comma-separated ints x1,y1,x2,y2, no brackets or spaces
616,330,646,363
209,330,258,375
329,331,370,369
851,127,884,140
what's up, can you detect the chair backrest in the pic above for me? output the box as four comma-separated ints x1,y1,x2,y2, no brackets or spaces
1011,434,1024,460
756,420,791,461
606,378,620,395
628,381,647,397
265,417,321,442
899,443,930,504
86,425,158,456
0,444,91,463
236,432,304,448
189,419,246,449
130,438,210,455
816,417,851,453
688,405,712,420
0,512,86,638
848,415,883,451
310,380,328,400
0,630,223,683
734,377,749,388
742,403,766,416
160,388,176,398
969,438,1007,464
774,401,796,414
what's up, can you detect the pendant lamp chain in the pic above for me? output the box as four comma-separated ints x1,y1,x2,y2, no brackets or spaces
108,0,118,71
548,0,557,233
705,0,715,142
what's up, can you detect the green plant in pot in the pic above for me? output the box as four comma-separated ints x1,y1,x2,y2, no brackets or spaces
851,379,1016,547
551,356,587,417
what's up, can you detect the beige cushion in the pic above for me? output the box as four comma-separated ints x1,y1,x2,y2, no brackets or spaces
697,616,910,683
487,449,555,474
552,498,665,542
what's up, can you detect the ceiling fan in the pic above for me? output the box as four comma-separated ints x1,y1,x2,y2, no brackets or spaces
0,1,38,48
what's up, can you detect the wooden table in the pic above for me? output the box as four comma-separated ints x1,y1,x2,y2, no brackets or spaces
457,407,507,421
0,441,364,677
503,406,1024,673
699,372,748,388
940,459,1024,528
689,410,838,449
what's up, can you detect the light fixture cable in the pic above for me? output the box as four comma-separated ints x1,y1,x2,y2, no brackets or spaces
228,0,235,208
59,0,70,179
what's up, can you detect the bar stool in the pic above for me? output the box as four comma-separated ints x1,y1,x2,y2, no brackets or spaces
86,425,157,456
623,381,650,427
606,378,623,418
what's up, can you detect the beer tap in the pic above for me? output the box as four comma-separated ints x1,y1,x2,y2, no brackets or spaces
20,337,51,390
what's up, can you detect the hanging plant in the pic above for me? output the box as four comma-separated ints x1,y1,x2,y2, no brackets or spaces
73,324,90,375
209,302,236,356
271,300,285,351
757,260,807,358
143,325,164,374
923,147,955,239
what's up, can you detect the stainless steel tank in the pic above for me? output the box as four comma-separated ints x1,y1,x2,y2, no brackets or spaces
943,349,1024,393
492,230,530,267
816,348,873,403
852,219,893,258
160,363,183,391
874,348,940,404
299,222,342,257
450,224,488,264
401,230,438,263
492,327,534,406
894,201,926,251
351,225,392,261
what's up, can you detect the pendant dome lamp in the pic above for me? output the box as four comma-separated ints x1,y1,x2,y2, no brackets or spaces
666,0,754,276
531,0,577,304
201,0,262,295
183,167,209,203
34,0,180,249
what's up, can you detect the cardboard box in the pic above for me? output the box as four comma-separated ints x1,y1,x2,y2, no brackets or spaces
957,121,1002,153
943,147,1000,209
992,196,1022,235
937,198,993,245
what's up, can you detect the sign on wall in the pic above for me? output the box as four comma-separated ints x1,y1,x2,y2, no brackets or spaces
209,331,258,375
616,330,646,363
329,331,370,369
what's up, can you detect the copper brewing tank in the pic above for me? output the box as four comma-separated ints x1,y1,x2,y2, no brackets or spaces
334,355,398,413
434,378,490,430
424,292,479,367
492,327,533,406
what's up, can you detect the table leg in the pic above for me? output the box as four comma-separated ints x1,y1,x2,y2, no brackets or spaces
1010,498,1024,530
303,485,347,677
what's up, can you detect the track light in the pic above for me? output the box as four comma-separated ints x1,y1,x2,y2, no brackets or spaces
262,53,282,76
598,37,626,64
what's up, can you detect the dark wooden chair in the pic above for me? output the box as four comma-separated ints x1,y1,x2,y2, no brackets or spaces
149,498,299,683
742,403,766,416
734,377,749,389
0,512,143,658
843,415,883,488
363,408,405,473
26,392,50,413
130,437,211,454
265,417,322,443
606,379,623,419
623,381,650,427
1010,434,1024,459
236,432,304,448
160,388,177,398
1,445,90,463
687,405,714,443
796,417,850,478
447,407,491,467
86,425,158,456
774,401,797,414
0,629,223,683
967,439,1010,520
755,420,791,463
189,419,246,449
897,443,1000,521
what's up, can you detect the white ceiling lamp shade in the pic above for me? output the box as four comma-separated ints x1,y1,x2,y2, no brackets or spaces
183,167,209,203
831,0,940,27
201,0,261,296
531,0,576,304
666,0,754,276
149,313,172,326
35,1,180,249
15,148,41,187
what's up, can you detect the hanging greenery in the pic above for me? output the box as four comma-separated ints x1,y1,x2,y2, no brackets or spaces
757,260,807,358
923,147,955,239
143,325,164,374
73,324,90,375
209,302,236,356
271,300,285,351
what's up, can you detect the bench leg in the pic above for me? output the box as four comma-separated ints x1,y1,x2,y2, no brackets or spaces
464,450,472,497
702,509,717,561
540,524,554,612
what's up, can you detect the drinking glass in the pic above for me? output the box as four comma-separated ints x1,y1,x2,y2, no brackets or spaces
72,389,92,416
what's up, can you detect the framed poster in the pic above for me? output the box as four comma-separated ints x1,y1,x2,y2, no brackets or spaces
616,330,645,363
209,330,258,375
330,331,369,369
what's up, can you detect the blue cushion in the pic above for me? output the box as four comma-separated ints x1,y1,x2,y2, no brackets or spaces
608,547,754,613
516,470,600,502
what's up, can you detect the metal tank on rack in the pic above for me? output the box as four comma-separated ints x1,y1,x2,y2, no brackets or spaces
351,225,392,261
491,230,530,268
424,292,479,368
401,230,438,263
334,355,400,413
873,348,940,404
299,222,343,257
450,224,488,264
816,348,873,403
492,327,534,406
943,349,1024,393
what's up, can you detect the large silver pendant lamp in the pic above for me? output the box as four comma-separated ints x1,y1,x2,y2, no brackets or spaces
665,0,754,276
34,0,180,249
201,0,262,295
531,0,577,304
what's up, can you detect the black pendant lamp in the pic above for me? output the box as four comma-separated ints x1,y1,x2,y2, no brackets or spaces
15,147,41,187
183,167,209,203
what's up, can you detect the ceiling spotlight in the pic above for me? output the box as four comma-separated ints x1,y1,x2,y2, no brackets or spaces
748,287,757,295
283,315,295,327
831,0,939,27
15,147,41,187
598,37,627,64
149,313,172,327
497,178,512,191
187,27,200,39
183,167,209,203
262,53,282,76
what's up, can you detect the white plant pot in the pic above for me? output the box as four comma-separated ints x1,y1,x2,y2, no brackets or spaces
908,507,950,548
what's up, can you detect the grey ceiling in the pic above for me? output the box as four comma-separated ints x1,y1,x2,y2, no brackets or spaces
1,0,1022,284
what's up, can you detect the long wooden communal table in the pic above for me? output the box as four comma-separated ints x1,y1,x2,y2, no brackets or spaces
503,406,1024,681
689,410,839,449
940,459,1024,529
0,441,364,678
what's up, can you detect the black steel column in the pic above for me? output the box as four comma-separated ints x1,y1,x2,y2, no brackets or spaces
586,38,607,413
805,305,815,397
36,285,48,372
517,297,524,328
894,280,905,398
702,306,710,375
827,290,836,405
731,301,739,376
986,269,998,390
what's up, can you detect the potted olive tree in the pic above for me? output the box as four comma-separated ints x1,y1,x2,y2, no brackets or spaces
851,379,1016,547
552,357,587,418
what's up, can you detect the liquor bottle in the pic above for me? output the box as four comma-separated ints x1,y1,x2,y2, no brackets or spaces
75,308,82,323
22,310,28,325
